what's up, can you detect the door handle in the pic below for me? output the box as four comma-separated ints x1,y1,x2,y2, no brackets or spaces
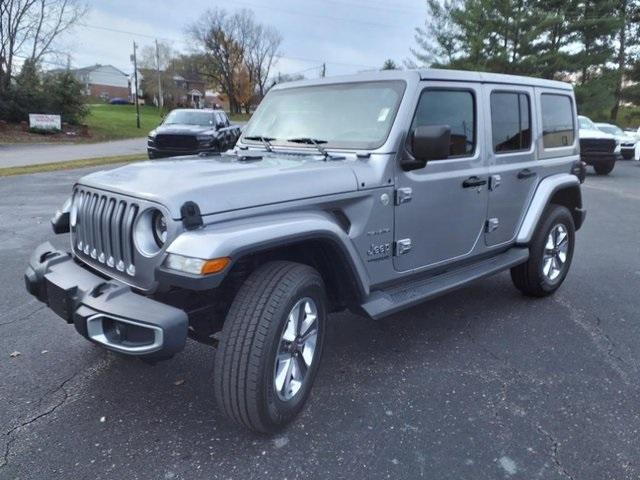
517,168,536,179
462,176,487,188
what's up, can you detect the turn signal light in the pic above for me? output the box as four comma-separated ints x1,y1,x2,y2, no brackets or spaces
201,257,231,275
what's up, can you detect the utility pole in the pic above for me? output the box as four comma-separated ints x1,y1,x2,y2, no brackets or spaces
155,39,164,110
131,41,141,129
321,63,326,78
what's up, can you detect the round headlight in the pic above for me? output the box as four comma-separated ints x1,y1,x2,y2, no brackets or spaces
134,208,168,257
152,210,168,246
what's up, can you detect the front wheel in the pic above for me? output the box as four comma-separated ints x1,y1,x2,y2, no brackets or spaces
593,158,615,175
511,205,575,297
214,261,326,433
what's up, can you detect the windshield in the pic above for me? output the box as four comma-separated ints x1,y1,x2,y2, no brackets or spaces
597,124,623,136
578,116,597,130
164,110,215,126
243,81,406,150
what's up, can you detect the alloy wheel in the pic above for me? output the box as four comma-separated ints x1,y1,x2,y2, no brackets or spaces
274,297,319,401
542,224,569,282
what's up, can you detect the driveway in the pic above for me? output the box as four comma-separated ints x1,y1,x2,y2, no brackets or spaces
0,138,147,168
0,161,639,479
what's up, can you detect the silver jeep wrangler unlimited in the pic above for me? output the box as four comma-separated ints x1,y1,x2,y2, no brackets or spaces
25,70,585,432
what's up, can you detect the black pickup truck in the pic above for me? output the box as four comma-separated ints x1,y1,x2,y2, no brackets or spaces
147,109,241,158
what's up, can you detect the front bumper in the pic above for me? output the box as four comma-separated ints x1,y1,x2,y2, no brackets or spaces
25,242,188,360
581,152,617,166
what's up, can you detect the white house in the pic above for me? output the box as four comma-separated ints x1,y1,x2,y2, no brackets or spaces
69,64,130,100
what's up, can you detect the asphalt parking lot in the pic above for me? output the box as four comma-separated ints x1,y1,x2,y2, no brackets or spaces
1,161,639,480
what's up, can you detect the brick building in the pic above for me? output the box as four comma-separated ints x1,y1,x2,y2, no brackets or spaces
69,64,130,101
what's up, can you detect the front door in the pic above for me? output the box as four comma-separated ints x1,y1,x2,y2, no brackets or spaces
394,83,490,272
483,85,539,247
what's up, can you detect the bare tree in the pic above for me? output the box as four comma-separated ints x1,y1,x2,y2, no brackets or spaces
187,7,283,113
245,24,281,99
138,40,176,107
0,0,87,90
187,8,257,113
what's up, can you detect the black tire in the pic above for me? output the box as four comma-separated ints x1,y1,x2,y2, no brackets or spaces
593,158,615,175
511,204,575,297
214,261,326,433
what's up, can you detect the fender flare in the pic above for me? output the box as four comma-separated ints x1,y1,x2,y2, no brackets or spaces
516,173,581,245
166,210,370,298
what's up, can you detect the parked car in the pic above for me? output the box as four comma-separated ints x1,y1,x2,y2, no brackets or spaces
578,115,619,175
596,122,638,160
25,70,586,433
147,109,241,158
108,97,130,105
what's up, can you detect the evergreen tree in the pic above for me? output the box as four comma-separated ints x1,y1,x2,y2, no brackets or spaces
411,0,461,67
46,70,88,124
382,59,400,70
410,0,636,118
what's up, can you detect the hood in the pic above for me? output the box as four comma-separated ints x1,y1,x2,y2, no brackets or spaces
77,154,359,218
153,124,214,135
619,135,637,144
579,128,615,140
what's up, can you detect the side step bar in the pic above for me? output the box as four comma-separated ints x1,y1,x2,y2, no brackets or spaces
361,247,529,320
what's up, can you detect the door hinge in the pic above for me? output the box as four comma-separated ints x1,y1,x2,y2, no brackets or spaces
394,238,412,256
489,174,501,191
395,187,412,205
486,218,500,233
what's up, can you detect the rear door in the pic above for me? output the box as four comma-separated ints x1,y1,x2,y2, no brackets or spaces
484,85,539,247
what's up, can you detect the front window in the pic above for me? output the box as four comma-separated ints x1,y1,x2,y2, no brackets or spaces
243,81,406,150
163,110,215,127
411,89,476,157
578,116,596,130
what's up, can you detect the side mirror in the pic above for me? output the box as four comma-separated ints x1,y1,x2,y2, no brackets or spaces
413,125,451,161
403,125,451,170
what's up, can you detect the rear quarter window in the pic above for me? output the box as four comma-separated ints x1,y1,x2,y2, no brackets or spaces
541,94,575,149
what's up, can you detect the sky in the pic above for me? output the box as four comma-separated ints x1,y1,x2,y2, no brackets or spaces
53,0,426,79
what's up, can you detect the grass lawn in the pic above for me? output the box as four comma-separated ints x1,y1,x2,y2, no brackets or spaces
0,104,251,145
228,112,252,122
85,104,251,142
0,154,147,177
85,104,164,141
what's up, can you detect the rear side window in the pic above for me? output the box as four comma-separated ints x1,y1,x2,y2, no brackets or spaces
541,94,575,148
411,89,475,157
490,92,531,153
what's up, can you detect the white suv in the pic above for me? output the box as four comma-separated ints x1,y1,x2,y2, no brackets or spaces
596,122,638,161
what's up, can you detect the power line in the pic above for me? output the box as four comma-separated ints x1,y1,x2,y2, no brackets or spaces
74,23,378,70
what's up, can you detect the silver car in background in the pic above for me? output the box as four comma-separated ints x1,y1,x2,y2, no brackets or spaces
596,122,639,161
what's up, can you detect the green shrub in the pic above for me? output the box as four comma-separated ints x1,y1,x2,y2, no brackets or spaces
0,59,88,125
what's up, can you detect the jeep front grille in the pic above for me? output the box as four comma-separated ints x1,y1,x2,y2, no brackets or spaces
72,188,139,276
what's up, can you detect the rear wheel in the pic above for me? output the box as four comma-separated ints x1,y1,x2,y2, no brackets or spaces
214,261,326,433
593,158,615,175
511,205,575,297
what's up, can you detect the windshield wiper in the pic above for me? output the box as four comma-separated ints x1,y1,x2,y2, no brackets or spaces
244,135,275,152
287,137,330,159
